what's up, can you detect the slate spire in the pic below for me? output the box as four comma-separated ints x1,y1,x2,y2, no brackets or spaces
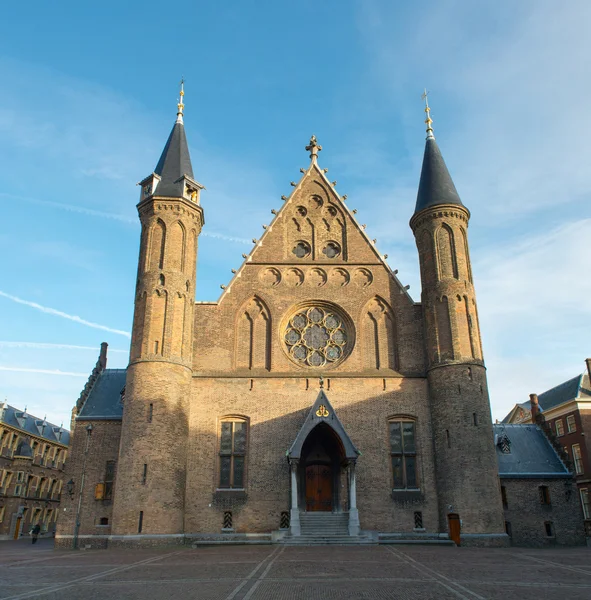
153,80,195,198
414,92,464,215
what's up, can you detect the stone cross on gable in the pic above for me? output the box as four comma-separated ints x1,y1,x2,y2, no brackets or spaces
306,135,322,161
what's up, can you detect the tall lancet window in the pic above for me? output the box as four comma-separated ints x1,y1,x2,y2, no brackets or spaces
389,419,419,490
218,418,248,489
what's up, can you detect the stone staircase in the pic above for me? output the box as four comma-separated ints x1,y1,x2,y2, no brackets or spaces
282,512,376,546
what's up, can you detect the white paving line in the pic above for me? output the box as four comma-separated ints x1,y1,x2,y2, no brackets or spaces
1,549,186,600
385,546,485,600
513,552,591,576
224,546,282,600
242,546,285,600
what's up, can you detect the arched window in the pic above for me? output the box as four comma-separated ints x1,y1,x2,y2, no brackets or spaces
389,418,419,490
218,417,248,489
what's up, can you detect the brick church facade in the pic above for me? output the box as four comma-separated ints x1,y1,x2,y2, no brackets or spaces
56,92,583,548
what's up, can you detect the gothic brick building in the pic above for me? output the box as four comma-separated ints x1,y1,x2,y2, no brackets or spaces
56,92,547,548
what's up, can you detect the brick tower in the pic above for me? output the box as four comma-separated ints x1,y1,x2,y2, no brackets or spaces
410,99,505,540
111,84,204,537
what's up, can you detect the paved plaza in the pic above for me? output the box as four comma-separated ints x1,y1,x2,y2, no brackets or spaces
0,539,590,599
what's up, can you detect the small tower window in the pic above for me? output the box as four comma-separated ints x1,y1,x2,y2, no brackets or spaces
159,274,165,286
501,485,508,509
539,485,551,505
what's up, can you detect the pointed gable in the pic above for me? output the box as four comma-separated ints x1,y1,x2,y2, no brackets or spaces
217,136,413,303
287,388,359,461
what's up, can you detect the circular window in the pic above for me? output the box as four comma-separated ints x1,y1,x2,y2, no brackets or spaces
283,303,353,368
323,241,341,259
292,241,311,259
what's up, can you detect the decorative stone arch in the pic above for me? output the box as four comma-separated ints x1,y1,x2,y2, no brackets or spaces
147,218,166,271
361,296,399,371
234,295,271,371
434,223,459,280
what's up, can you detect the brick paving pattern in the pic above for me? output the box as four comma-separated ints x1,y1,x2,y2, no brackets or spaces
1,540,590,599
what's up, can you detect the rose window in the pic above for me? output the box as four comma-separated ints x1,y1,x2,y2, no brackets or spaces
283,305,350,368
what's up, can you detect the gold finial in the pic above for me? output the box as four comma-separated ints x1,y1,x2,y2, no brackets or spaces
305,135,322,162
421,89,435,140
177,77,185,123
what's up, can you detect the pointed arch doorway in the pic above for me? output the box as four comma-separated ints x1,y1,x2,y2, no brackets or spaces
301,423,344,512
287,389,361,536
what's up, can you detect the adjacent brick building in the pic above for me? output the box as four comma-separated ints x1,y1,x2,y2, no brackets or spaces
55,90,584,549
494,424,585,546
0,403,70,540
503,362,591,535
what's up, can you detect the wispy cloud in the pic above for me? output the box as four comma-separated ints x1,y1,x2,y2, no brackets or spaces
0,366,87,377
0,291,131,338
0,341,128,353
0,192,251,244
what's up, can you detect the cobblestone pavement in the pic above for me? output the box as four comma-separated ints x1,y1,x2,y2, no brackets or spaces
0,539,590,599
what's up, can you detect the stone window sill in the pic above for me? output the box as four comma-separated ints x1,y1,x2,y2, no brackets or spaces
215,489,247,499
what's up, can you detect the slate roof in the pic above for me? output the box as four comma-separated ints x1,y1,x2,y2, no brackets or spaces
501,372,591,422
153,121,194,198
0,403,70,446
538,373,591,411
414,137,465,214
493,424,570,479
77,369,126,420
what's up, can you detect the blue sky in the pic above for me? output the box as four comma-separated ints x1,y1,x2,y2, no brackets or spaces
1,0,590,426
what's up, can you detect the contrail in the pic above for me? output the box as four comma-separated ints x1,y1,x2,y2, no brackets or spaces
0,291,131,338
0,366,88,377
0,192,252,244
0,341,128,353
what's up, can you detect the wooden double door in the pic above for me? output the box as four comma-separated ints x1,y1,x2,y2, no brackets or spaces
305,464,333,511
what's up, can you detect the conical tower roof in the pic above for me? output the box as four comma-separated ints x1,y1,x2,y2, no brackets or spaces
413,92,465,215
414,137,463,214
153,121,194,198
153,80,194,198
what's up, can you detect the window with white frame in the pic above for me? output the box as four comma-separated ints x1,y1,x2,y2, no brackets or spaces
555,419,564,436
572,444,584,474
566,415,577,433
580,488,590,520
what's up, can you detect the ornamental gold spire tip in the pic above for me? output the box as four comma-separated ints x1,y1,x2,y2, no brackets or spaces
421,89,435,140
176,77,185,123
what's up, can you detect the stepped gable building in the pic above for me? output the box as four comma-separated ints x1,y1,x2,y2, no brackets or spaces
0,403,70,540
57,88,519,549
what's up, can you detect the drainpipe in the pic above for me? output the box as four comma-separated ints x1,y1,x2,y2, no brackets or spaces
73,424,93,550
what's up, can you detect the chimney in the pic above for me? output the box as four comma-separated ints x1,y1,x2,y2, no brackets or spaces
529,393,539,422
99,342,108,370
585,358,591,383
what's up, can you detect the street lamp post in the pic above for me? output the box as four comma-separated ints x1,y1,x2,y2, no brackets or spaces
73,424,93,550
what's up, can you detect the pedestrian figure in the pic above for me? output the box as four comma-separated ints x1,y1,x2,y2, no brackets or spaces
31,523,41,544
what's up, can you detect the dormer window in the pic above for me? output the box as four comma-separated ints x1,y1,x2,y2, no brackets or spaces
496,433,511,454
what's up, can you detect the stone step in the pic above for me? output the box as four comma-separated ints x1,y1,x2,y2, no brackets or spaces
379,539,456,546
283,538,375,546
